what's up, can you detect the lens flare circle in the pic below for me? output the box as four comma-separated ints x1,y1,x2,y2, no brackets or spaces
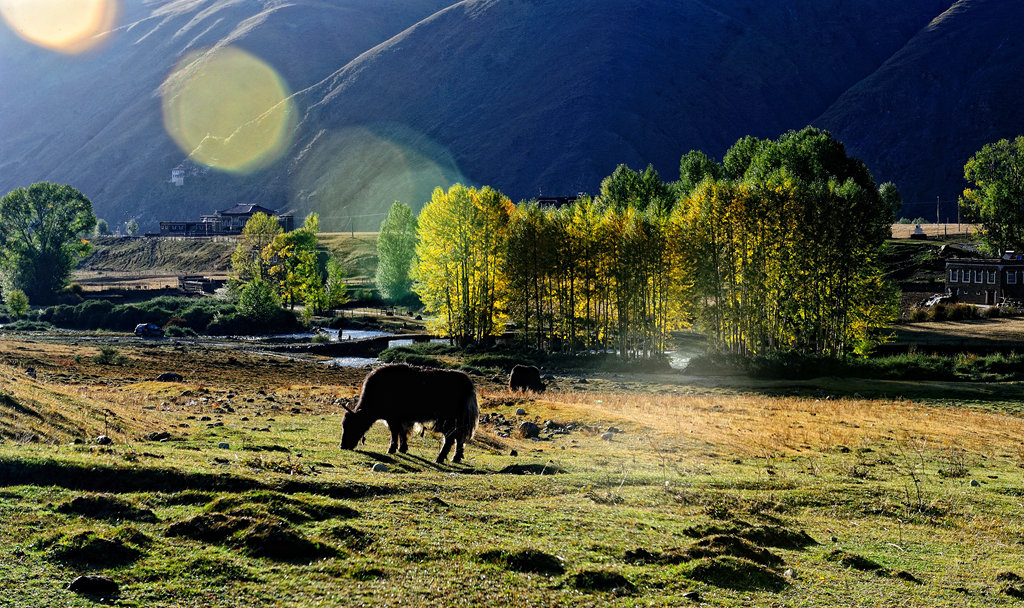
0,0,118,53
161,46,295,174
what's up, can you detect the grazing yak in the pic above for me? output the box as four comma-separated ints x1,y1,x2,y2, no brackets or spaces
508,364,545,393
340,364,478,463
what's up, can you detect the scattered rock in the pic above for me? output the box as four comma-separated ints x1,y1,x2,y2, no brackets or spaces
156,372,183,382
217,442,230,449
784,568,795,579
94,435,112,446
518,421,540,439
509,449,517,457
600,432,614,441
145,431,171,442
515,408,527,416
24,367,36,379
68,575,119,598
682,591,701,601
969,479,981,487
607,426,622,433
371,463,388,473
825,549,883,572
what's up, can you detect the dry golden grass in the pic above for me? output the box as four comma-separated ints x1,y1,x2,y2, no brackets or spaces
536,389,1024,457
890,223,978,239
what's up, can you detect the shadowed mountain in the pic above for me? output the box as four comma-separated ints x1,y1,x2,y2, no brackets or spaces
817,0,1024,220
7,0,1023,231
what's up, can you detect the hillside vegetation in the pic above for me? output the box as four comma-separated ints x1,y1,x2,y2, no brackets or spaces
8,1,1024,229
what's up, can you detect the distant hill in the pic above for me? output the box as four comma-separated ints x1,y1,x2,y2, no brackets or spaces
3,0,1022,230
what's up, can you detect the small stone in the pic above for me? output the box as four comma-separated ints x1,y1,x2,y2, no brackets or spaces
607,426,622,433
217,442,230,449
68,575,119,598
515,408,527,416
830,535,839,543
600,432,614,441
95,435,112,446
371,463,388,473
156,372,183,382
970,479,981,487
682,591,700,601
784,568,795,578
519,421,541,439
509,449,518,457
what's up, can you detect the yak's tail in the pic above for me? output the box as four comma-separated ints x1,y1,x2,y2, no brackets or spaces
461,391,479,441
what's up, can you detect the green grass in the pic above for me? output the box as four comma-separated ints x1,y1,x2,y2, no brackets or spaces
1,339,1023,606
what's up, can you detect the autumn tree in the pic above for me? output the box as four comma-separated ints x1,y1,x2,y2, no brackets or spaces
263,214,323,310
414,184,513,345
0,182,97,303
960,136,1024,254
598,164,675,216
375,201,418,301
231,212,282,283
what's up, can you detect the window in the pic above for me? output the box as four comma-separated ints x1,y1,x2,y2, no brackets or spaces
950,269,958,282
962,269,969,282
1009,271,1018,285
975,270,983,283
988,270,997,284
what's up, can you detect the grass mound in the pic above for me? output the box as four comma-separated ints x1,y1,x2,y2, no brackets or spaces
477,548,565,575
825,549,883,572
683,555,788,591
568,569,635,594
166,512,338,561
205,490,358,523
327,524,374,550
682,523,816,549
56,493,158,523
37,530,143,566
685,535,783,568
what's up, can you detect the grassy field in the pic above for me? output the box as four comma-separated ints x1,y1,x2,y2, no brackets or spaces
0,335,1023,606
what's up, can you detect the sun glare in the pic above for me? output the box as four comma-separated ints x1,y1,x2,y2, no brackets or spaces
161,46,295,174
0,0,117,54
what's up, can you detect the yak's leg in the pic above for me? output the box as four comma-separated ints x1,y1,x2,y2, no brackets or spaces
387,421,401,454
398,428,409,453
452,436,465,463
436,434,455,463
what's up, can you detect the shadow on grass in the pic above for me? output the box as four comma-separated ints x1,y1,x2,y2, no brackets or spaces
0,457,400,499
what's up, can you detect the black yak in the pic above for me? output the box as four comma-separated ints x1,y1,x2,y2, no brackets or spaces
340,364,478,463
508,364,545,393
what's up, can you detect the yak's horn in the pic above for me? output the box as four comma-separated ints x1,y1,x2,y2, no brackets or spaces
340,402,356,413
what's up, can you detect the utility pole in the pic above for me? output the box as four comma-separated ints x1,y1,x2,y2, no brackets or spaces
936,196,940,229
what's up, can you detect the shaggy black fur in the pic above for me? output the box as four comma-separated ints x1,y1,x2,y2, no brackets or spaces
341,364,478,463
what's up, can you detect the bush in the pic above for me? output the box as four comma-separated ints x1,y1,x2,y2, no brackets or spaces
909,308,930,322
3,320,52,332
238,280,280,323
164,325,198,338
94,346,128,365
930,303,948,321
6,289,29,318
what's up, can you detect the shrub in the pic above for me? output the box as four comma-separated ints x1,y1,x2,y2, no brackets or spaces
164,325,198,338
930,303,948,321
909,308,930,322
5,289,29,318
93,346,128,365
238,280,281,324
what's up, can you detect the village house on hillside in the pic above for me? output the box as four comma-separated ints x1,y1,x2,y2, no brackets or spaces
946,252,1024,305
159,204,294,237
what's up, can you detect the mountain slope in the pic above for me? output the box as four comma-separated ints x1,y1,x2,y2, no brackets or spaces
817,0,1024,220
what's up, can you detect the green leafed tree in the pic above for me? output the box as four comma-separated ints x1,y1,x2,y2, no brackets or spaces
960,136,1024,254
5,289,29,319
375,201,418,301
126,218,139,236
94,218,110,236
231,212,283,283
238,278,281,323
0,182,97,303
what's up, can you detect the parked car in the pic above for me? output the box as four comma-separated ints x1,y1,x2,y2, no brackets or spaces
134,322,164,338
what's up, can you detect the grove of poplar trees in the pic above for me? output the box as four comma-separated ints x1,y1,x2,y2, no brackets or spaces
412,127,899,358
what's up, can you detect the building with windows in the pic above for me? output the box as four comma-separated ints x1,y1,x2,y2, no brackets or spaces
159,204,294,236
945,252,1024,305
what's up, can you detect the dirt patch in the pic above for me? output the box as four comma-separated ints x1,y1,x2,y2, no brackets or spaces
477,548,565,575
685,555,788,592
568,569,635,594
56,493,157,522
